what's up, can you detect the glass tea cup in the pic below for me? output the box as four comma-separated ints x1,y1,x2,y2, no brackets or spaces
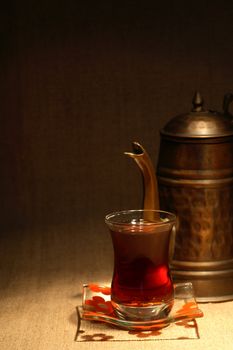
105,209,176,321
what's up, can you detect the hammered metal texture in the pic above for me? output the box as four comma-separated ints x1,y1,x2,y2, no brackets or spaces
158,183,233,262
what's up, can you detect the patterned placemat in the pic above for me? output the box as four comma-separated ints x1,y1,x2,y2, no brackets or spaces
76,308,200,342
75,283,203,342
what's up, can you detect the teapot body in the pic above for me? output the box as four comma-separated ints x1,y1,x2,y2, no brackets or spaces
157,93,233,301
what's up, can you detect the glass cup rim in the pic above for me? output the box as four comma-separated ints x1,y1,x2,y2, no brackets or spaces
105,209,176,227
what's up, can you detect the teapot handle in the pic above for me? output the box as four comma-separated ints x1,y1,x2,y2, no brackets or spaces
223,93,233,116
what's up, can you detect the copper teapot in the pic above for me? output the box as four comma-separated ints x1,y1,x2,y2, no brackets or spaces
157,92,233,301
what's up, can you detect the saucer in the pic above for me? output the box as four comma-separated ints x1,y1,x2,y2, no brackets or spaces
79,282,203,331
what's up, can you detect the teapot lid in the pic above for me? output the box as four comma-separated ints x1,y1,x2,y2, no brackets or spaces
161,92,233,139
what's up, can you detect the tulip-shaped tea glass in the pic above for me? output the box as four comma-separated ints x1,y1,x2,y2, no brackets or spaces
105,209,176,321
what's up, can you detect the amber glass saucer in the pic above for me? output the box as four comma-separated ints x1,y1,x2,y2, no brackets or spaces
79,282,203,331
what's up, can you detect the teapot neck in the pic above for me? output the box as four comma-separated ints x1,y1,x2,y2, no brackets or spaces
124,142,160,211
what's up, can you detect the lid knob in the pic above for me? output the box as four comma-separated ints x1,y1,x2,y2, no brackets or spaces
192,91,204,112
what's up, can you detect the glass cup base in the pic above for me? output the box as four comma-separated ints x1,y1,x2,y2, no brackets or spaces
111,299,173,321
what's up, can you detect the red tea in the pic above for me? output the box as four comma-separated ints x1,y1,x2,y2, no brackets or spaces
105,210,176,320
110,226,174,308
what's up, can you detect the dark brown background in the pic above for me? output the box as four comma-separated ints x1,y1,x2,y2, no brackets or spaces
1,1,233,231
